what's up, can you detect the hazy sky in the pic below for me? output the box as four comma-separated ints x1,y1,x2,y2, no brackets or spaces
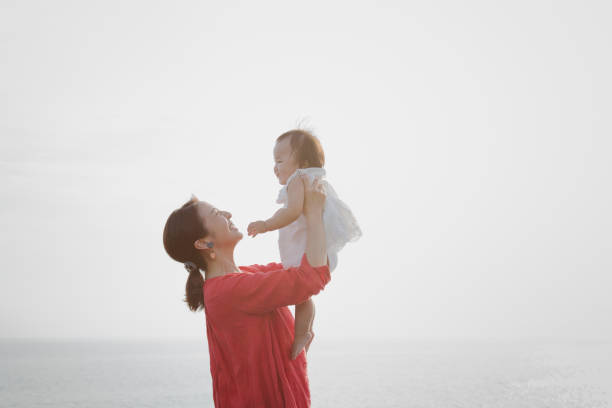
1,0,610,341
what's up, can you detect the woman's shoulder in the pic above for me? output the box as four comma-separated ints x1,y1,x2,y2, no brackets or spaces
204,262,282,285
239,262,284,274
203,262,284,306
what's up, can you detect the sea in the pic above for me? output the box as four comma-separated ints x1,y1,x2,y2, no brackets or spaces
1,338,611,407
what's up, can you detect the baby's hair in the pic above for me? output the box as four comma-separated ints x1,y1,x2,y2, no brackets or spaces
276,129,325,169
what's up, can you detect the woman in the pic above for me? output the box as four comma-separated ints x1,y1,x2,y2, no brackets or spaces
163,175,330,407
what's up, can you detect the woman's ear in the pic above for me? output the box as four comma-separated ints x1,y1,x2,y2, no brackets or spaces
195,238,216,260
194,238,212,250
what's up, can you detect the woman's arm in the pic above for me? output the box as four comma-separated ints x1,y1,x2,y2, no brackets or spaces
229,176,329,313
248,176,304,236
226,255,330,314
302,176,327,267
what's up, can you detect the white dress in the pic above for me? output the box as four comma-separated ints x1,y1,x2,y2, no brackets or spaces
276,167,362,272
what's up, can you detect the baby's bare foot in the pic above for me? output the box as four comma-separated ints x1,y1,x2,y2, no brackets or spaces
305,331,315,354
291,332,313,360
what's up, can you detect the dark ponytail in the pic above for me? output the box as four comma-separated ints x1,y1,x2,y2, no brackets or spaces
163,196,209,312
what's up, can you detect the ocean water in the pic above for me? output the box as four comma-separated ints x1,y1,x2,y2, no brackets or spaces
1,339,611,407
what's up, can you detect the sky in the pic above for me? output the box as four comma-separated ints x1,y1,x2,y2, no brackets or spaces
1,0,611,341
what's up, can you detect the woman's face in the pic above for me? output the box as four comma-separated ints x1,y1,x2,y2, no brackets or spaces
196,201,243,247
273,138,299,185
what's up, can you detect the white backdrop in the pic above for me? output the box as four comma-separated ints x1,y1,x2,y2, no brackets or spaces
1,0,610,341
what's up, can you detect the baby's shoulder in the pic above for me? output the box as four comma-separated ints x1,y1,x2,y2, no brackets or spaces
299,167,326,177
287,167,326,185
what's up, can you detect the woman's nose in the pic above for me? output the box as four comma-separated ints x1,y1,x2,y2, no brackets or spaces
221,211,232,219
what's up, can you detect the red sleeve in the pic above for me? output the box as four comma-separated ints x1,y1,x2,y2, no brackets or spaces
238,262,284,274
227,254,330,314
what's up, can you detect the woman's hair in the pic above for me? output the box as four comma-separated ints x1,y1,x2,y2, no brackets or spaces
277,129,325,168
163,196,208,312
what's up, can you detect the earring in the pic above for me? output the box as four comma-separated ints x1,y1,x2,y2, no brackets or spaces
206,242,214,248
210,252,216,260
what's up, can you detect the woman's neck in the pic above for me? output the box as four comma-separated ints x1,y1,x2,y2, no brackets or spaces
205,246,240,279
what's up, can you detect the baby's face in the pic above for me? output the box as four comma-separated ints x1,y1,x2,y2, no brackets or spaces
273,138,299,185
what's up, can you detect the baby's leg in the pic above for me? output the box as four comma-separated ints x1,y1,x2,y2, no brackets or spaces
305,301,316,353
291,298,315,360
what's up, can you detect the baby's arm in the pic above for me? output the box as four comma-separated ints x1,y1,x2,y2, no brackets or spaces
247,176,305,237
266,176,305,230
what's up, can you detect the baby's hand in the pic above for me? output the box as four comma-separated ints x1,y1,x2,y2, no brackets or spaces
247,220,268,237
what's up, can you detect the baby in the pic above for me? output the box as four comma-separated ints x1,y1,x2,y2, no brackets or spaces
248,129,362,359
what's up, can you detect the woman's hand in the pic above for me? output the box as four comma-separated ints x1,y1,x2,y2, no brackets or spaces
302,175,326,219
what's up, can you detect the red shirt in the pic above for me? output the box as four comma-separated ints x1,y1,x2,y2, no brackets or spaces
202,254,331,408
